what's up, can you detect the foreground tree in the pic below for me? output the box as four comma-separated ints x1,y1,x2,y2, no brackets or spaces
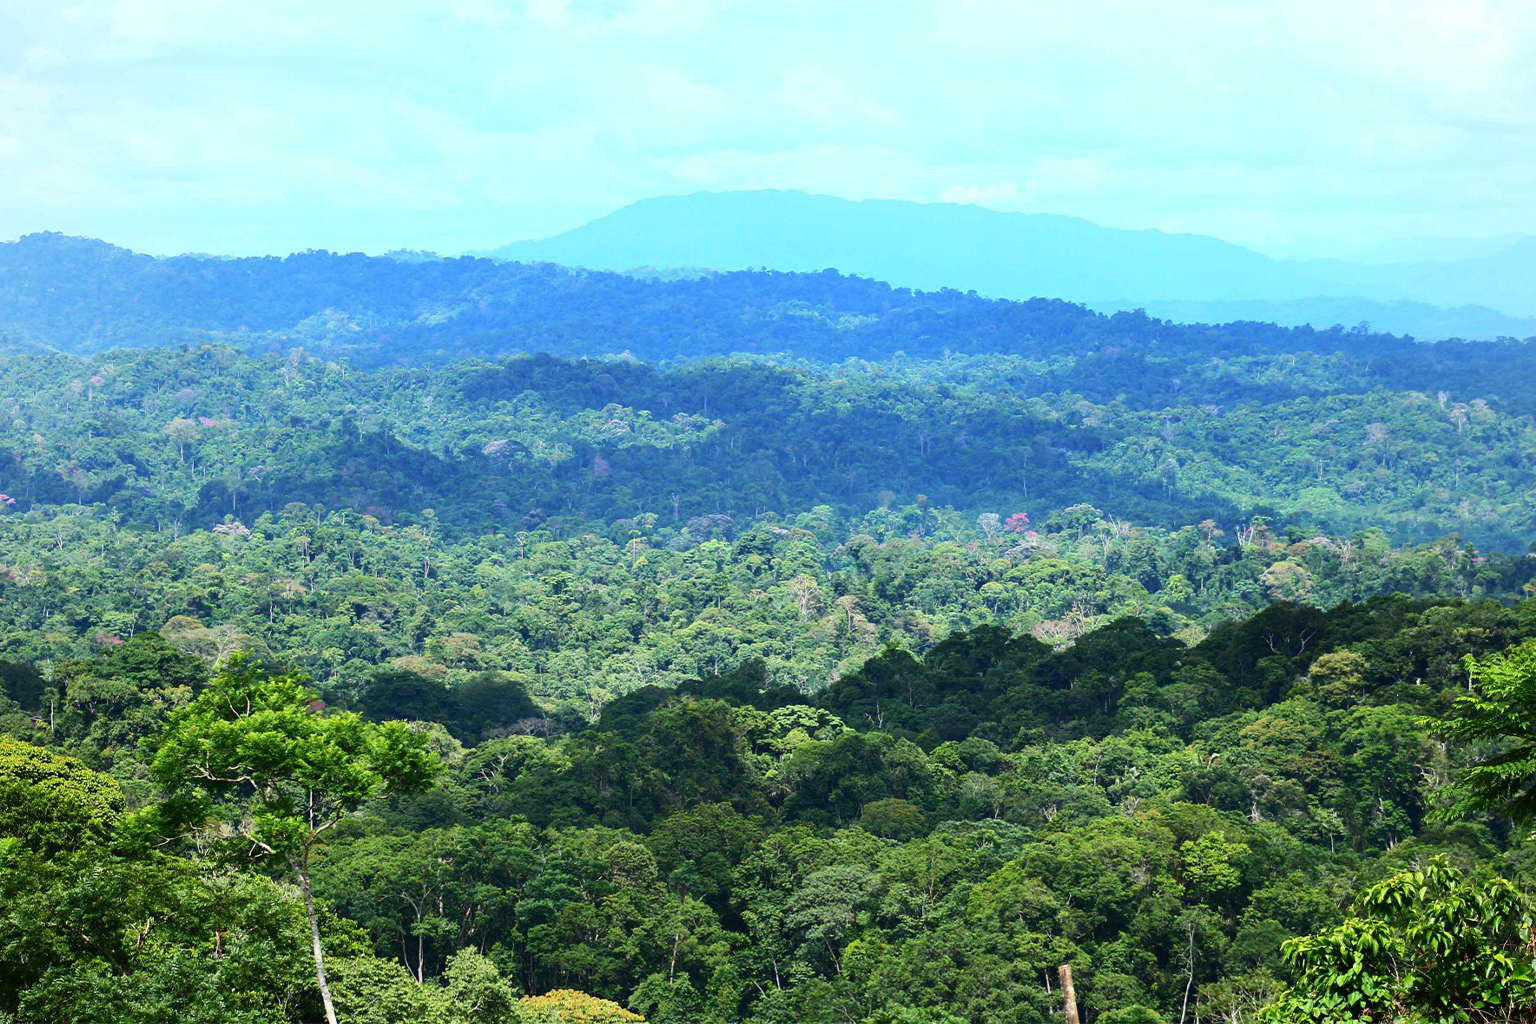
1261,857,1536,1023
1436,639,1536,824
146,654,439,1024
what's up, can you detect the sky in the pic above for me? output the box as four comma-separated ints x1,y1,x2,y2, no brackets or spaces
2,0,1534,258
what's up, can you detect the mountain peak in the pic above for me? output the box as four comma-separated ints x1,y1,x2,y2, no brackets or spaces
482,189,1306,304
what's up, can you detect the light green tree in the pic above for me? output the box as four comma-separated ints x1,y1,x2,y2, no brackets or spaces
146,654,439,1024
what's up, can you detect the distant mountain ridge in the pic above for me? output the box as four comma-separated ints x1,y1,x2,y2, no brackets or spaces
481,189,1325,303
3,229,1535,382
480,190,1536,338
1335,232,1529,265
1106,297,1536,342
0,230,1344,363
1288,236,1536,317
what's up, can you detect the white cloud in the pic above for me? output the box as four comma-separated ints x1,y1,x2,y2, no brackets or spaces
3,0,1535,255
770,67,899,132
939,181,1029,209
636,63,730,121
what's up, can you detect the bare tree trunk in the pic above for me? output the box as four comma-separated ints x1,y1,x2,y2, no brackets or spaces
1058,964,1080,1024
1180,922,1197,1024
291,855,339,1024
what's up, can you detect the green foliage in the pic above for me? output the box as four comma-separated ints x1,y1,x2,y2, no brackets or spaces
327,956,450,1024
6,292,1536,1020
6,592,1536,1022
148,654,439,861
441,948,521,1023
51,634,208,765
0,851,324,1023
0,663,46,712
1437,639,1536,824
0,485,1526,727
858,798,929,841
1262,857,1536,1023
0,738,122,852
143,654,440,1024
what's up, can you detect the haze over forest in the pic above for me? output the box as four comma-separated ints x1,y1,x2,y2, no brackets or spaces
5,4,1536,1024
480,189,1536,340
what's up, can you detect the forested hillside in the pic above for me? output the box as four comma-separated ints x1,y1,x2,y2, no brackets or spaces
3,499,1528,724
16,0,1536,1018
483,189,1536,335
5,241,1536,1023
9,596,1536,1023
4,344,1536,547
5,232,1536,371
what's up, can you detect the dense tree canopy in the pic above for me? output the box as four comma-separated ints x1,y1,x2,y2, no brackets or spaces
6,594,1536,1022
4,244,1536,1021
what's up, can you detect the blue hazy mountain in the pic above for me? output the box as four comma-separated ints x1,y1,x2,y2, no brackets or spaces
482,190,1327,304
1288,236,1536,318
482,190,1536,337
1334,233,1529,265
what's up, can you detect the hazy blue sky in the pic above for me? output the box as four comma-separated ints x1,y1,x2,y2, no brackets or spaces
2,0,1533,257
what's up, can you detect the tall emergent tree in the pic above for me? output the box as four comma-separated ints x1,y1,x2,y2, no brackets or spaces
147,654,439,1024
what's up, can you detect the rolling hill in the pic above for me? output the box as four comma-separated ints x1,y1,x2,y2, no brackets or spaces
481,190,1536,338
